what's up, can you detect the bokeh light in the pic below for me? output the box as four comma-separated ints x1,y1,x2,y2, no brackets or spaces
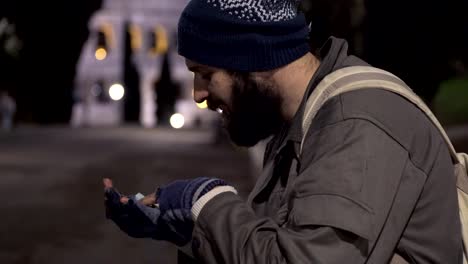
109,83,125,101
170,113,185,129
95,48,107,60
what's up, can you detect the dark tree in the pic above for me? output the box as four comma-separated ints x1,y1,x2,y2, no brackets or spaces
0,0,102,123
363,0,467,104
301,0,467,105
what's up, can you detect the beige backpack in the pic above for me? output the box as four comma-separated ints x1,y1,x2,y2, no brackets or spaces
300,66,468,264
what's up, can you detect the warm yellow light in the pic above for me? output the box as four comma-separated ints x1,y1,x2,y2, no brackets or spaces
129,24,142,51
155,26,168,54
100,23,115,49
196,100,208,109
149,25,168,56
170,113,185,129
95,48,107,60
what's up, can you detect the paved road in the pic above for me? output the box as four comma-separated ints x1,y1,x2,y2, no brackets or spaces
1,125,466,264
0,126,255,264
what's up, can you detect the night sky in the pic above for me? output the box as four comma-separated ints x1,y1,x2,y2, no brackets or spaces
0,0,102,123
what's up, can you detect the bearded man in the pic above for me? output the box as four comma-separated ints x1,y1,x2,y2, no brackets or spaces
104,0,463,263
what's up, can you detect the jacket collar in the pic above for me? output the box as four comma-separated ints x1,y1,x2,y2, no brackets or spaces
250,37,369,205
266,37,355,161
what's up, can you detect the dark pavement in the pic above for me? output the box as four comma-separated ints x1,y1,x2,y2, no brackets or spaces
0,125,466,264
0,126,255,264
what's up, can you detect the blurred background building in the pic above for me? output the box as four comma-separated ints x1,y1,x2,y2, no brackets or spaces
71,0,217,128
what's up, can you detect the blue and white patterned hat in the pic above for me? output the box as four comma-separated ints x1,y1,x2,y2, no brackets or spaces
178,0,310,72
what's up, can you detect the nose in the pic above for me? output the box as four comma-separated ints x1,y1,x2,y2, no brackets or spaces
193,86,209,104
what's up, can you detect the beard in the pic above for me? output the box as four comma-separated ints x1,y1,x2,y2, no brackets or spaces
223,73,284,147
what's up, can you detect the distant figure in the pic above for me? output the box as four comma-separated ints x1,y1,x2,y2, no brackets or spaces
0,90,16,131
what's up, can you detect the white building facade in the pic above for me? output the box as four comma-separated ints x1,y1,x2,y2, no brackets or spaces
71,0,215,128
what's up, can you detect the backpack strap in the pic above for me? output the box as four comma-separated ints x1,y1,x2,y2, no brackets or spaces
301,65,468,263
301,66,462,166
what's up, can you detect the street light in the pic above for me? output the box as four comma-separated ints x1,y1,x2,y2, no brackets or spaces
109,83,125,101
95,48,107,60
170,113,185,129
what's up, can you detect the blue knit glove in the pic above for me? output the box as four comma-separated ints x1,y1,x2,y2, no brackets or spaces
105,187,161,238
156,177,235,246
105,187,190,245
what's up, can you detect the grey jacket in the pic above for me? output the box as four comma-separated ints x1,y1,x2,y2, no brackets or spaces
188,37,463,263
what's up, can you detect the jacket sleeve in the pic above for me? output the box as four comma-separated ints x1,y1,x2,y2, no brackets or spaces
191,119,414,264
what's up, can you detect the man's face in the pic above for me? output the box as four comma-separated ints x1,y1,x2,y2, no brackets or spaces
186,60,284,146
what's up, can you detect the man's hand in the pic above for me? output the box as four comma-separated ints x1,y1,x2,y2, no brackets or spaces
103,177,236,247
103,178,194,246
156,177,237,244
103,178,161,239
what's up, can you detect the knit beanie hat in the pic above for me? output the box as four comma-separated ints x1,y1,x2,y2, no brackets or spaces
177,0,310,72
